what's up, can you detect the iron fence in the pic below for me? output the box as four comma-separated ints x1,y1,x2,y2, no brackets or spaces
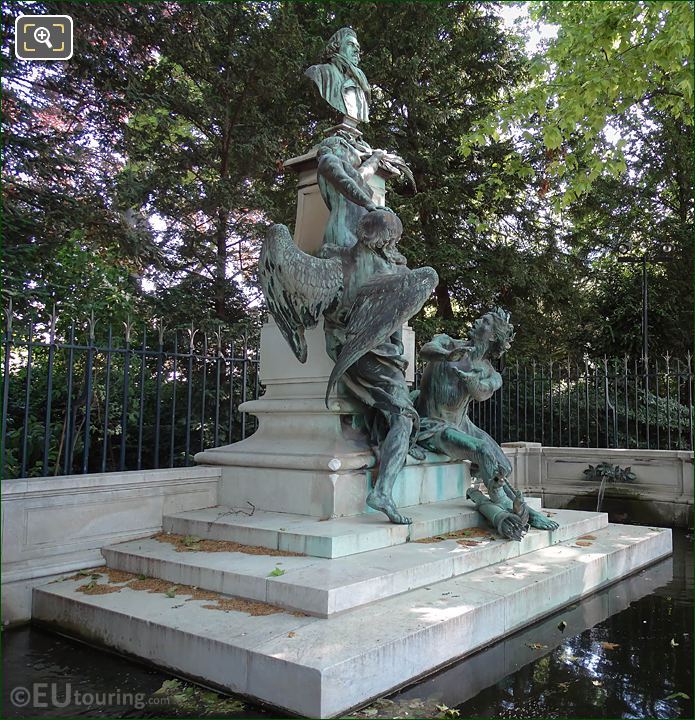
470,355,694,451
2,304,693,481
1,305,261,480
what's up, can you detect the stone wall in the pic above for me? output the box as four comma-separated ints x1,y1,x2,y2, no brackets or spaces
1,466,220,626
503,443,693,529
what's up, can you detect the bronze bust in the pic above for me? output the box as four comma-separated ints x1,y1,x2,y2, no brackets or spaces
305,27,371,123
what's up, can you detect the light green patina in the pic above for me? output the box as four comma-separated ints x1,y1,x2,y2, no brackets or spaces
305,27,371,124
259,28,559,534
412,312,559,539
260,211,437,525
316,133,415,252
257,28,434,525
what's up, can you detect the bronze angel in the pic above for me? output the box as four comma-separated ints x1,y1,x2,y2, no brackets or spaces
260,210,437,524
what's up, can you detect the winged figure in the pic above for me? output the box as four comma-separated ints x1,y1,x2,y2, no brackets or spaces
259,210,438,524
259,224,343,363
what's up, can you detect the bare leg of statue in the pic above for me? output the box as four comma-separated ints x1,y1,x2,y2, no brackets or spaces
366,414,413,524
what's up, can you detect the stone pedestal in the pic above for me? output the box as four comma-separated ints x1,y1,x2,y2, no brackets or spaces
194,320,458,518
195,147,418,516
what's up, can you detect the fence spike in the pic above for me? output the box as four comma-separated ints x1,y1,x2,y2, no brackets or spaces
214,323,223,354
87,310,97,341
3,298,12,334
187,324,199,350
122,316,133,344
48,304,57,341
157,318,165,346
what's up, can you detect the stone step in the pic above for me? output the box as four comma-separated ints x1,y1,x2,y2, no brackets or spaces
34,523,672,719
104,508,607,617
161,497,544,559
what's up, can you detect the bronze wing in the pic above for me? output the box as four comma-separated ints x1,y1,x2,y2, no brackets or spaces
325,266,438,405
259,224,343,363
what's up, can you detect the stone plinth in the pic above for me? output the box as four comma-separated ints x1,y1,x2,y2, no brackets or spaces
33,517,672,718
195,148,417,516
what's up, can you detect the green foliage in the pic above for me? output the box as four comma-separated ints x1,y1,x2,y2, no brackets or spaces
182,535,201,549
320,1,581,353
565,104,693,357
1,320,260,479
2,1,165,323
461,1,694,207
152,678,246,714
2,0,692,377
56,1,321,325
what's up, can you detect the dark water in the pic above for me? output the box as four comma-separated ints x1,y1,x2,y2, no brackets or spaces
3,531,692,719
393,529,693,720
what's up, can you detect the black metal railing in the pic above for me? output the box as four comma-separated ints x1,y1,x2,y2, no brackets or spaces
1,305,261,480
2,304,693,481
471,355,694,451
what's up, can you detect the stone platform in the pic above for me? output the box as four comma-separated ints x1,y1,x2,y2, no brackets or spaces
32,499,671,718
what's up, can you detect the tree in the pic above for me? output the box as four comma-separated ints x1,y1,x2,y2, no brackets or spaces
566,104,693,357
461,1,694,208
3,1,326,330
2,0,166,327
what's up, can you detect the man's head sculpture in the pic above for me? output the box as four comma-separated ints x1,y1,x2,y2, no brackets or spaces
305,27,371,123
468,308,515,358
357,210,403,252
323,27,361,64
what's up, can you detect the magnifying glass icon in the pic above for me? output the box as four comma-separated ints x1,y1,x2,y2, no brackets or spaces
33,26,53,49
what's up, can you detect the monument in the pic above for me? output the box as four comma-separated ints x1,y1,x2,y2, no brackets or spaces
31,26,672,720
260,29,543,537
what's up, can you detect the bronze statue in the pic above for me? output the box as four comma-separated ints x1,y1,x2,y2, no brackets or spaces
305,27,371,123
316,135,389,250
259,211,437,524
413,311,559,537
316,134,416,253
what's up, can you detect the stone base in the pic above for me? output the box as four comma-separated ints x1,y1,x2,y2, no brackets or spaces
396,553,673,708
33,504,671,718
196,321,436,518
1,466,220,626
205,455,471,520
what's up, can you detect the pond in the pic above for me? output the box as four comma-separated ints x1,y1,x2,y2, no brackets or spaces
3,530,692,719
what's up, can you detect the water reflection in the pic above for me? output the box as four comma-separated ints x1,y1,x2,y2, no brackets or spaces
394,530,693,719
1,628,271,718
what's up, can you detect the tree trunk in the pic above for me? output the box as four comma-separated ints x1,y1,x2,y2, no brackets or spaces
435,281,454,320
214,208,228,320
